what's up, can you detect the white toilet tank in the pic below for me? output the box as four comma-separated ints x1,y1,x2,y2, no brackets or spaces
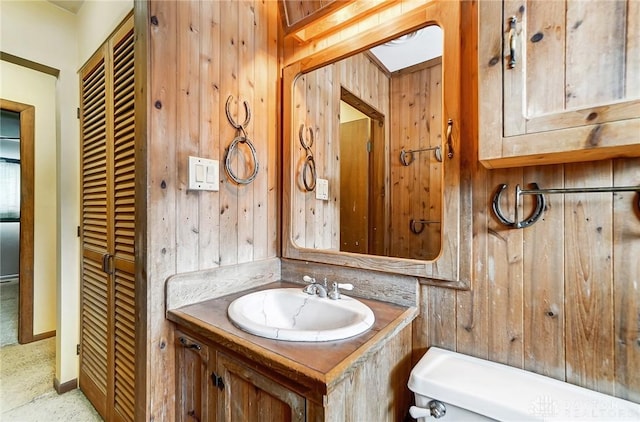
408,347,640,421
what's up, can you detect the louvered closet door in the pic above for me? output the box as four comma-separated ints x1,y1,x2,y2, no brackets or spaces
111,22,136,422
80,48,111,420
80,14,135,422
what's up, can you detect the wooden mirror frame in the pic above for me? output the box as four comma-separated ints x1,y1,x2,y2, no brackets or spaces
282,0,471,289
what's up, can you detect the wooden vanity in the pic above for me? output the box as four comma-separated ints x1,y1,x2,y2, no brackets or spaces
168,281,416,421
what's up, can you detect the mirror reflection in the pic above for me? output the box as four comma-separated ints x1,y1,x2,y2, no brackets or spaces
291,25,443,261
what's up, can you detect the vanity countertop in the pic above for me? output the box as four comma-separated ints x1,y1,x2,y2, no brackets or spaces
167,280,417,395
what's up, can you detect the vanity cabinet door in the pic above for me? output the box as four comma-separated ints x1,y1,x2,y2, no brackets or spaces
478,0,640,168
175,331,216,422
215,351,306,422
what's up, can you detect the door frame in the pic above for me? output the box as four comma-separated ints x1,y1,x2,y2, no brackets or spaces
1,99,36,344
340,87,387,255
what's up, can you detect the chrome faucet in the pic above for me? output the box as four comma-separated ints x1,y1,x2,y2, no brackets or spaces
302,275,328,297
302,276,352,299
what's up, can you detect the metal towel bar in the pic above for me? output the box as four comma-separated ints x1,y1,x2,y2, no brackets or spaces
492,183,640,229
410,219,441,234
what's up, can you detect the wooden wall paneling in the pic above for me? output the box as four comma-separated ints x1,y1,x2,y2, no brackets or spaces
564,161,615,394
176,1,201,273
431,288,458,354
486,168,524,367
267,0,279,259
198,0,221,269
147,1,179,419
141,2,280,418
427,63,442,260
408,70,423,260
291,73,305,247
627,0,640,98
252,0,270,261
391,72,412,258
612,158,640,402
219,0,239,266
133,3,148,420
307,70,320,247
323,64,337,250
522,165,566,379
237,0,256,264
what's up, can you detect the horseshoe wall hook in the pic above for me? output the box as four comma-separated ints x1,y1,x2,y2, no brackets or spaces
225,95,251,131
492,183,546,229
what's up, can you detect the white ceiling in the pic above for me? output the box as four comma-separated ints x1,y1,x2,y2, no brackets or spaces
369,26,443,73
48,0,84,14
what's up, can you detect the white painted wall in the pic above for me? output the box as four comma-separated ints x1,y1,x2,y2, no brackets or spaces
0,0,133,386
77,0,133,66
0,61,58,335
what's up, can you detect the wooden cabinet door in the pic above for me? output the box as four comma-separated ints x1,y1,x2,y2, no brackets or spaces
478,0,640,168
175,331,216,422
215,352,306,422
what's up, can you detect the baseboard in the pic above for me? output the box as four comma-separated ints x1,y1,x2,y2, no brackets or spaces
54,377,78,394
31,330,55,342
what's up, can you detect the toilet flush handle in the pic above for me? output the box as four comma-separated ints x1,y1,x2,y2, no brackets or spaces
409,400,447,419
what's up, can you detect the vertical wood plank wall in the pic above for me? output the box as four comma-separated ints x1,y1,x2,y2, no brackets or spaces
389,61,442,260
140,1,278,419
282,0,639,404
414,0,639,403
291,53,390,251
136,1,639,418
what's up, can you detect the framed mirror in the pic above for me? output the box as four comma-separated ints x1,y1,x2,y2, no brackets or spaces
282,1,470,288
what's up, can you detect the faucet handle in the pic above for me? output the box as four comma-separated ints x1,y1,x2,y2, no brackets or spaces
328,282,354,300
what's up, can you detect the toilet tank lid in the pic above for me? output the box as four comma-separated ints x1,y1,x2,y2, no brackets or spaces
408,347,640,421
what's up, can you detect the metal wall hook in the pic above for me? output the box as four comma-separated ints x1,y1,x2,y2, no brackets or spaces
299,123,317,191
492,183,640,229
410,219,441,234
225,95,251,130
492,183,545,229
400,145,442,166
224,95,258,184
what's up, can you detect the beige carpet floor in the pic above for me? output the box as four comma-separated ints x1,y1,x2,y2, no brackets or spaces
0,279,18,347
0,280,103,421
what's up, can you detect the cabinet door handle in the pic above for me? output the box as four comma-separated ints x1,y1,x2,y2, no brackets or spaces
211,372,225,390
508,16,517,69
446,119,454,159
101,253,114,275
178,336,201,351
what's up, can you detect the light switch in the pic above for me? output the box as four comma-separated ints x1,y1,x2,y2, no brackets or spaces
188,156,219,191
206,163,218,184
316,178,329,200
195,164,205,182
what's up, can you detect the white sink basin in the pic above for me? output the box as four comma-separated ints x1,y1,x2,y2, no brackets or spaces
227,288,375,342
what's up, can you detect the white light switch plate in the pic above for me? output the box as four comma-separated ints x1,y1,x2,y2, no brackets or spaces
188,156,219,191
316,178,329,200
